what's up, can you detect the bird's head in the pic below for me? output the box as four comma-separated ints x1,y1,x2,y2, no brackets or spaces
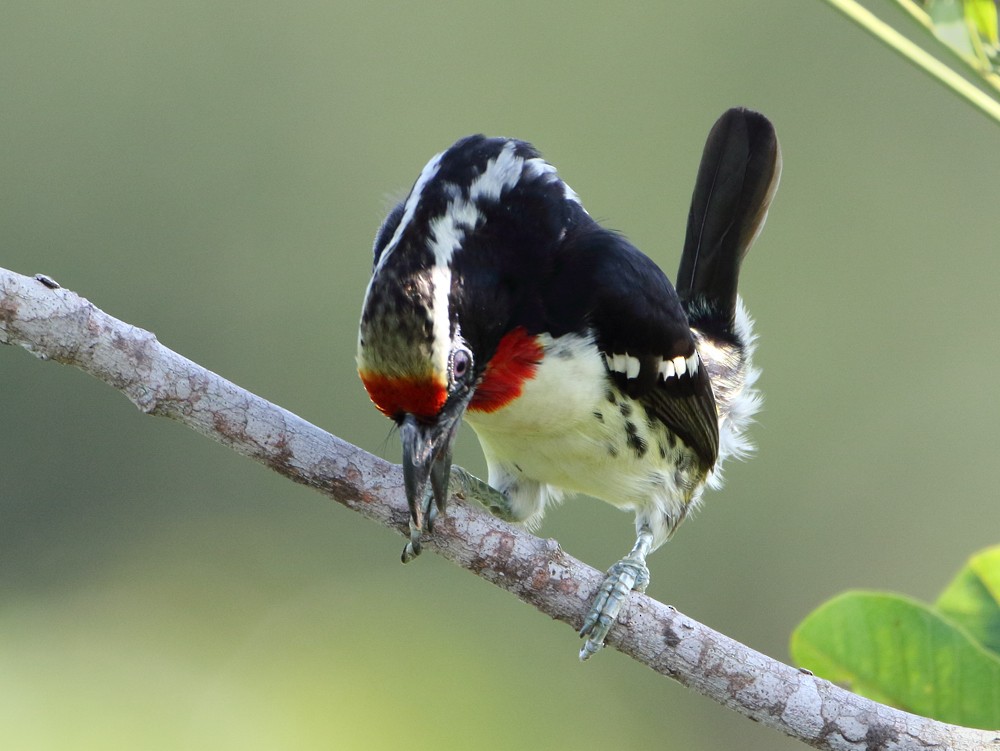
356,134,581,537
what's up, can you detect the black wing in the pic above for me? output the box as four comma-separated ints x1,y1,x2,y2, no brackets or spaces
542,222,719,469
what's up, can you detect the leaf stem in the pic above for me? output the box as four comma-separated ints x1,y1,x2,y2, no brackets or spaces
822,0,1000,126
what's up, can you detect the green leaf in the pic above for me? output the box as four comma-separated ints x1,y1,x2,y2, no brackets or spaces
791,591,1000,729
965,0,1000,49
936,545,1000,655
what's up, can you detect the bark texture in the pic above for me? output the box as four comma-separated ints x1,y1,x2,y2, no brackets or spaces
2,266,996,750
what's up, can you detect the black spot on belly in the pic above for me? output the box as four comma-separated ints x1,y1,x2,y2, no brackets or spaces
605,389,616,405
593,410,604,422
607,443,619,458
619,401,633,418
625,421,647,457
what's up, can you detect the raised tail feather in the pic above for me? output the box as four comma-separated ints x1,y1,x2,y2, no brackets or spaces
676,107,781,334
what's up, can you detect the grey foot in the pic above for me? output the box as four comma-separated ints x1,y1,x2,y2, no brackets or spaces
578,556,650,660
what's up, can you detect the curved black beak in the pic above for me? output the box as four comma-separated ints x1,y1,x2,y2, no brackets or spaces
399,393,471,562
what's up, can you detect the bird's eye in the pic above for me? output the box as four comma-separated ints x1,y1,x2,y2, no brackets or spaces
452,347,473,381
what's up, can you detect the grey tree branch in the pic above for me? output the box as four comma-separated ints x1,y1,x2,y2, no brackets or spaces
1,265,995,751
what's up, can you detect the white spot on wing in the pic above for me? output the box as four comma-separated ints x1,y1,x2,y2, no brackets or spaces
625,355,640,379
637,353,700,382
686,353,699,375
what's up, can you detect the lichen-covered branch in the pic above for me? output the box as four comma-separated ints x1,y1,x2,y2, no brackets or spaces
1,266,995,751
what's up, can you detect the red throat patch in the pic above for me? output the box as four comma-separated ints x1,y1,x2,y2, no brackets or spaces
469,327,543,414
359,371,447,420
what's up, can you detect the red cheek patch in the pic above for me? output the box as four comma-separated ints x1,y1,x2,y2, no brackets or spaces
469,327,543,413
359,371,447,420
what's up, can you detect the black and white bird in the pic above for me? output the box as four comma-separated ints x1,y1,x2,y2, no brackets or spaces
357,108,781,659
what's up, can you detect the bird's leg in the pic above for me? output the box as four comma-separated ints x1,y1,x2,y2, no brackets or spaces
578,524,654,660
449,465,519,523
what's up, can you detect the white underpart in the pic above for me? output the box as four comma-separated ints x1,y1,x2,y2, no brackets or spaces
464,332,707,550
465,332,618,524
465,301,761,552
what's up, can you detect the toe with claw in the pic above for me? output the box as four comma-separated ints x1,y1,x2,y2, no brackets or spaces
450,465,519,522
578,525,654,660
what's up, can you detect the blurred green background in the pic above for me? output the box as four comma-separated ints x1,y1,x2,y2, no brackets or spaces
2,1,997,749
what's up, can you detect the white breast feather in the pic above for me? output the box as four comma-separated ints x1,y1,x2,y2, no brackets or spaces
463,304,760,547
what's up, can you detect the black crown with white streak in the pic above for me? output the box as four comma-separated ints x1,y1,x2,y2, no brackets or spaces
357,109,782,660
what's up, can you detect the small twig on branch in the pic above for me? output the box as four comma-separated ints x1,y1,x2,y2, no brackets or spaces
1,265,996,751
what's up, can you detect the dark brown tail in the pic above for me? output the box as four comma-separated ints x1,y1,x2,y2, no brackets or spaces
676,108,781,336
